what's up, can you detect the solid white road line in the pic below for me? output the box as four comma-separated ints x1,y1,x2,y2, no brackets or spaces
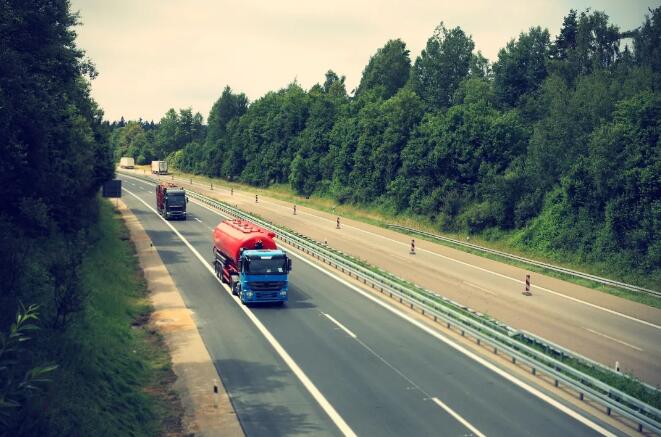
289,249,617,436
168,172,661,330
123,172,658,331
584,328,644,352
128,181,488,436
170,186,616,436
432,397,487,437
122,187,357,437
194,217,202,223
323,313,357,339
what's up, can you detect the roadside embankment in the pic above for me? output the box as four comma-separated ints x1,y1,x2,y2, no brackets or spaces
117,199,244,437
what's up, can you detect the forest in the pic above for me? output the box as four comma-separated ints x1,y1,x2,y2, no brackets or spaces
113,7,661,284
0,1,168,435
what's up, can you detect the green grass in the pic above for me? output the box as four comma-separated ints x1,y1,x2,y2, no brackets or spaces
516,335,661,410
142,165,661,308
25,200,180,437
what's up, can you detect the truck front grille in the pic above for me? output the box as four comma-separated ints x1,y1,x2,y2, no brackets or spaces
248,281,286,291
256,291,279,300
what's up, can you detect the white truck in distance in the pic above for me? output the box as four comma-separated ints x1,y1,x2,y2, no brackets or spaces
151,160,168,175
119,157,135,169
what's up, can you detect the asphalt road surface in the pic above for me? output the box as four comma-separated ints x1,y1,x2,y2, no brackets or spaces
129,170,661,386
118,174,622,437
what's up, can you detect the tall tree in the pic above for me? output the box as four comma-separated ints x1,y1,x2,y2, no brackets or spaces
493,26,550,107
207,86,248,146
634,6,661,73
356,39,411,99
410,23,475,109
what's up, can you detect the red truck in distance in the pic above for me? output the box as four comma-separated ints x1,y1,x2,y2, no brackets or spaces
156,182,187,220
213,219,291,304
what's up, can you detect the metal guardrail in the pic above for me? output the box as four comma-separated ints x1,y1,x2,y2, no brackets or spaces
121,171,661,434
387,224,661,298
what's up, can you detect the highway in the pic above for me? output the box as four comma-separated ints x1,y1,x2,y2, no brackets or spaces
131,170,661,385
118,174,621,436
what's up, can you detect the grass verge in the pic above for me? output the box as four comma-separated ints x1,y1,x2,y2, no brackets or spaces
24,199,183,437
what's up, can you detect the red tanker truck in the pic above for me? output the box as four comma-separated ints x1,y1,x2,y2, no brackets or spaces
213,219,292,304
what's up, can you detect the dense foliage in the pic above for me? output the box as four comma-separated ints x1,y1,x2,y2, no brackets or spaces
0,0,115,433
113,7,661,284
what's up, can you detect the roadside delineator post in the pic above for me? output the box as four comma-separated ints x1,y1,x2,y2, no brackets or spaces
255,194,258,203
293,204,297,215
410,239,416,255
210,181,213,190
190,177,193,185
615,361,620,373
213,379,219,408
336,217,341,229
522,274,532,296
230,187,233,196
324,237,327,245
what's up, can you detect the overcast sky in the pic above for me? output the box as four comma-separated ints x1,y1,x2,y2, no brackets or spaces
70,0,659,122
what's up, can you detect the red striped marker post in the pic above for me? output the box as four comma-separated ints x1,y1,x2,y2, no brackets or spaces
410,239,416,255
336,217,341,229
522,274,532,296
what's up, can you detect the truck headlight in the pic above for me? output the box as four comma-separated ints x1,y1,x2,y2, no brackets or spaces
279,291,287,296
246,291,254,298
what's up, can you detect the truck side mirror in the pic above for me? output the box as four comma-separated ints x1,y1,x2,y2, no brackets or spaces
287,258,292,272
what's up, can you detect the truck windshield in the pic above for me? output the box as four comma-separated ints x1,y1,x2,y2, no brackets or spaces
166,194,185,205
245,257,287,274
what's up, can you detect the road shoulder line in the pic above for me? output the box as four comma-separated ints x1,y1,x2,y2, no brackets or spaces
117,198,244,437
122,186,357,437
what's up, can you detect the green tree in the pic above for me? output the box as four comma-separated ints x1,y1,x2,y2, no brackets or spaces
634,6,661,73
356,39,411,99
207,86,248,147
493,26,550,107
410,23,475,109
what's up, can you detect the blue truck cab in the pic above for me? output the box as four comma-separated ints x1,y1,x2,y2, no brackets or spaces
236,249,292,304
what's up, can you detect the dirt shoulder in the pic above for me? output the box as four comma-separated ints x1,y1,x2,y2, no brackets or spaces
118,199,244,437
